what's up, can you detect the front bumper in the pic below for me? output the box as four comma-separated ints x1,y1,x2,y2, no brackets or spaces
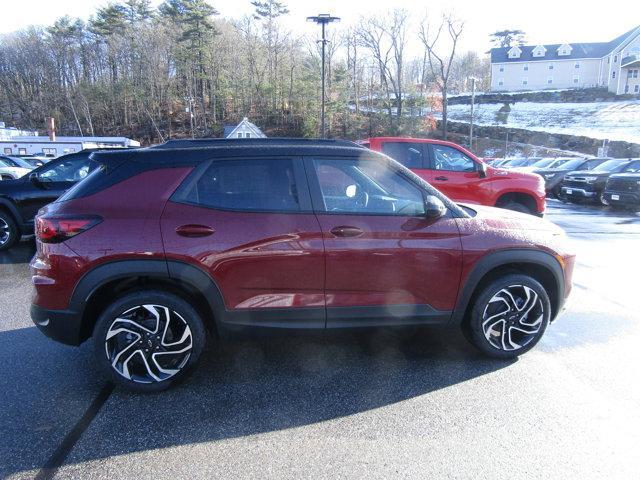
603,190,640,206
560,186,597,199
30,303,83,346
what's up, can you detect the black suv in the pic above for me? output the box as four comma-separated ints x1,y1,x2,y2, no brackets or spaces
534,157,607,198
603,162,640,210
0,150,103,250
560,159,640,205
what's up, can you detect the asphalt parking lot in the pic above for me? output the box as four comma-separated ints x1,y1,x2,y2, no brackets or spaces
1,200,639,480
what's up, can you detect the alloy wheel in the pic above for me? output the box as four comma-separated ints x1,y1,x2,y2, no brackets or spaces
105,304,193,384
481,285,544,351
0,218,10,246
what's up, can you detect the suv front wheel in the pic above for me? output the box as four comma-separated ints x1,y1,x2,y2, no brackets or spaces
93,290,206,392
466,274,551,358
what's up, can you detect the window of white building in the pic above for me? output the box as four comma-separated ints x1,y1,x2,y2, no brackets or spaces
547,76,553,85
523,64,529,71
522,77,528,86
573,75,580,84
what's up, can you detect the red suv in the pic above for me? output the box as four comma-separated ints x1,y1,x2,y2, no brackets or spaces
363,137,546,216
30,139,574,392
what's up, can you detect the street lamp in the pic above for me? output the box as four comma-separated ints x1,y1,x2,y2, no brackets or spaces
468,76,478,151
307,13,340,138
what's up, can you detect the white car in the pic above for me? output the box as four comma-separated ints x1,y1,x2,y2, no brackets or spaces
0,157,31,180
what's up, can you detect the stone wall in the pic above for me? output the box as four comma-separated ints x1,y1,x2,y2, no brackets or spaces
448,87,638,106
442,120,640,158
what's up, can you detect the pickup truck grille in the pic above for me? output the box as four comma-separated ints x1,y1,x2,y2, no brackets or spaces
563,178,594,189
607,178,639,192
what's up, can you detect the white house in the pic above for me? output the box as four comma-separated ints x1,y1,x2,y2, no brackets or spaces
490,26,640,94
222,117,266,138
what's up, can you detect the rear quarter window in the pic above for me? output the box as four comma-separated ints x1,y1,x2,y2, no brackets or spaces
381,142,427,169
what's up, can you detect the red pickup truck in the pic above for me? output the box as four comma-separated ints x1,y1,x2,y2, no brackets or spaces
362,137,546,215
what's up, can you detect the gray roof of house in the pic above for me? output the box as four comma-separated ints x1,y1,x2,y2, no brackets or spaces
491,26,639,63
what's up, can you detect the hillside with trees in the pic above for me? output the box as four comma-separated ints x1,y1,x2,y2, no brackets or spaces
0,0,490,143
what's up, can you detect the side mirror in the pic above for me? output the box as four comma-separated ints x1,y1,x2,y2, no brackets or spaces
477,162,487,178
424,195,447,219
29,172,40,184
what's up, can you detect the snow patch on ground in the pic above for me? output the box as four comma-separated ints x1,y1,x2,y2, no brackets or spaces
446,100,640,144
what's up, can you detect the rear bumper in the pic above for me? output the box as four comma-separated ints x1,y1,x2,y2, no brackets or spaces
30,303,83,346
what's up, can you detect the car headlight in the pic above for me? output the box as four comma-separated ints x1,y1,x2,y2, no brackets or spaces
544,173,556,179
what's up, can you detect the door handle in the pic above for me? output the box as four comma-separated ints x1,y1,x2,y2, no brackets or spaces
434,176,449,181
330,226,364,238
175,224,215,237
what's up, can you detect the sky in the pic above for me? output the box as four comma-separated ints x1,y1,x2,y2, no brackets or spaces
2,0,639,55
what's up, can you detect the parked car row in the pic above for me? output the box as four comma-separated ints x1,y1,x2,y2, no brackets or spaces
488,155,640,211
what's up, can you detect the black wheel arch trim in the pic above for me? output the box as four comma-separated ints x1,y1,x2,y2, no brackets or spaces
0,198,24,228
450,248,565,326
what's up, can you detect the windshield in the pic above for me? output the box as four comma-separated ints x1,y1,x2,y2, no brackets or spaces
593,160,627,172
547,158,571,169
6,157,33,169
557,159,584,171
531,158,555,168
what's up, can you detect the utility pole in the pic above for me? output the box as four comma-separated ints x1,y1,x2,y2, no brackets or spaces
307,14,340,138
468,77,477,151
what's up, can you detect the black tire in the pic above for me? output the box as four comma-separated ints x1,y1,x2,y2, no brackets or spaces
500,201,532,215
0,210,19,251
598,192,610,206
465,274,551,359
93,290,206,393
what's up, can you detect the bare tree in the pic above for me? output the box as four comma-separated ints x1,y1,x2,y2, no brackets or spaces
419,13,464,139
355,9,408,132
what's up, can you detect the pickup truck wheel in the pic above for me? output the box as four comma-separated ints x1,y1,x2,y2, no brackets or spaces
0,211,19,251
93,290,206,393
465,274,551,359
598,192,610,206
501,201,532,214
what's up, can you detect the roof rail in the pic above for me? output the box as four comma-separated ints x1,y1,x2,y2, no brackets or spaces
149,137,364,149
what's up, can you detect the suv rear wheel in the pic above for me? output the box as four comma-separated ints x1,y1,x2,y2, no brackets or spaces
466,274,550,358
0,211,19,251
93,290,206,392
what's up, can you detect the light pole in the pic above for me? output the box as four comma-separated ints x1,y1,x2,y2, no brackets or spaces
307,13,340,138
468,76,478,151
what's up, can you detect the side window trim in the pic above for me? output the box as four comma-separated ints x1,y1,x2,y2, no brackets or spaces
170,156,314,214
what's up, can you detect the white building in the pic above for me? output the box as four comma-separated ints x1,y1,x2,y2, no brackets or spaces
0,135,140,157
222,117,266,138
490,26,640,94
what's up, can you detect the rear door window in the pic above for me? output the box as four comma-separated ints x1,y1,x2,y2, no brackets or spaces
381,142,427,169
177,158,304,212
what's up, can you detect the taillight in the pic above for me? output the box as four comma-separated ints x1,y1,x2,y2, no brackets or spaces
36,215,102,243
